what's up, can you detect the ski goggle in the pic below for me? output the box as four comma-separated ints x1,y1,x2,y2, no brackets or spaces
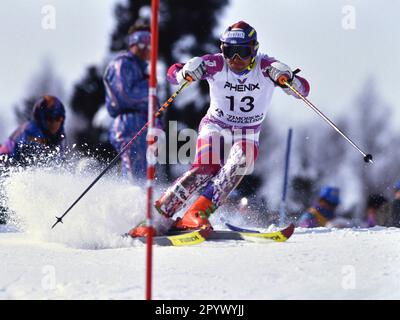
128,31,151,48
222,44,253,60
45,113,64,122
137,43,151,50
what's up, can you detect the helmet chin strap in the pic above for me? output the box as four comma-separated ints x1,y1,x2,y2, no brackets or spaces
238,42,258,74
234,56,256,76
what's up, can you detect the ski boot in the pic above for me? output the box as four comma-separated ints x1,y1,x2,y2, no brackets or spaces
128,221,150,238
173,195,217,231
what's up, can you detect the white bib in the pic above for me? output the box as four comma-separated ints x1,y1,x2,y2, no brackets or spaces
206,54,275,127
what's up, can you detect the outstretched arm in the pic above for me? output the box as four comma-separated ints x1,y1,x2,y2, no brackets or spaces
261,56,310,97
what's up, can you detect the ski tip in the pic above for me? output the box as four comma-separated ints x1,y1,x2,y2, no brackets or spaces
281,223,295,240
225,222,259,233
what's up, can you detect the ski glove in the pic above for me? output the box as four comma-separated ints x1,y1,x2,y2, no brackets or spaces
268,62,293,87
282,77,303,97
177,57,205,83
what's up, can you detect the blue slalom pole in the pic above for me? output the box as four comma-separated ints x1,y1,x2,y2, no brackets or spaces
279,128,293,226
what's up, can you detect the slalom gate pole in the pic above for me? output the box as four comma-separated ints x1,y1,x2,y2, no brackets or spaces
280,78,373,164
279,128,293,227
50,77,191,231
145,0,159,301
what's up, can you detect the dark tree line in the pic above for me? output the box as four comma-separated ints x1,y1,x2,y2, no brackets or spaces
69,66,108,157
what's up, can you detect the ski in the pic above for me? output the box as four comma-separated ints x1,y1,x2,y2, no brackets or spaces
209,223,295,242
166,223,295,243
225,222,260,233
128,223,295,246
134,229,210,247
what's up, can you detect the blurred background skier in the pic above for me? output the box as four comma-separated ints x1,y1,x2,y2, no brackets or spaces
373,181,400,227
0,95,66,224
129,20,310,237
365,194,388,227
298,186,341,228
104,21,158,182
0,95,66,166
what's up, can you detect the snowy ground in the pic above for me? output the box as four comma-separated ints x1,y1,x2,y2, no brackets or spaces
1,168,400,300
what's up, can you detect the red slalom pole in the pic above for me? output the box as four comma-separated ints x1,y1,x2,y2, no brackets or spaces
145,0,159,301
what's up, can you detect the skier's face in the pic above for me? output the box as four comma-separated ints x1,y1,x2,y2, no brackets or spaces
131,44,151,61
46,116,64,135
226,54,252,73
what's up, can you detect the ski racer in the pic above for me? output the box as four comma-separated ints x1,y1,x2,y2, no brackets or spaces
128,20,310,237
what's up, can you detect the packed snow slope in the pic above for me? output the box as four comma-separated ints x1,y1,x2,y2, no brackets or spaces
1,168,400,299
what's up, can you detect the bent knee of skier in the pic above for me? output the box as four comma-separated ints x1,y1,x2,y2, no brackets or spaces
228,140,259,175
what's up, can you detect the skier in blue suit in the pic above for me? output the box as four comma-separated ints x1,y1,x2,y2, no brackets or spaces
103,22,156,182
0,95,66,224
0,95,66,166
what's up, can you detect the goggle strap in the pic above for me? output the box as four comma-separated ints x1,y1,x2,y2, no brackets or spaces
247,57,256,71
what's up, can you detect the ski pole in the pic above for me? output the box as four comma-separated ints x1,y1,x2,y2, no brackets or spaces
51,80,192,229
278,76,373,164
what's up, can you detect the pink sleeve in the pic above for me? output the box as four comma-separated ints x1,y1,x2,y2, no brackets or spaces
260,55,278,77
167,62,184,85
0,138,15,155
201,53,224,79
166,53,225,85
